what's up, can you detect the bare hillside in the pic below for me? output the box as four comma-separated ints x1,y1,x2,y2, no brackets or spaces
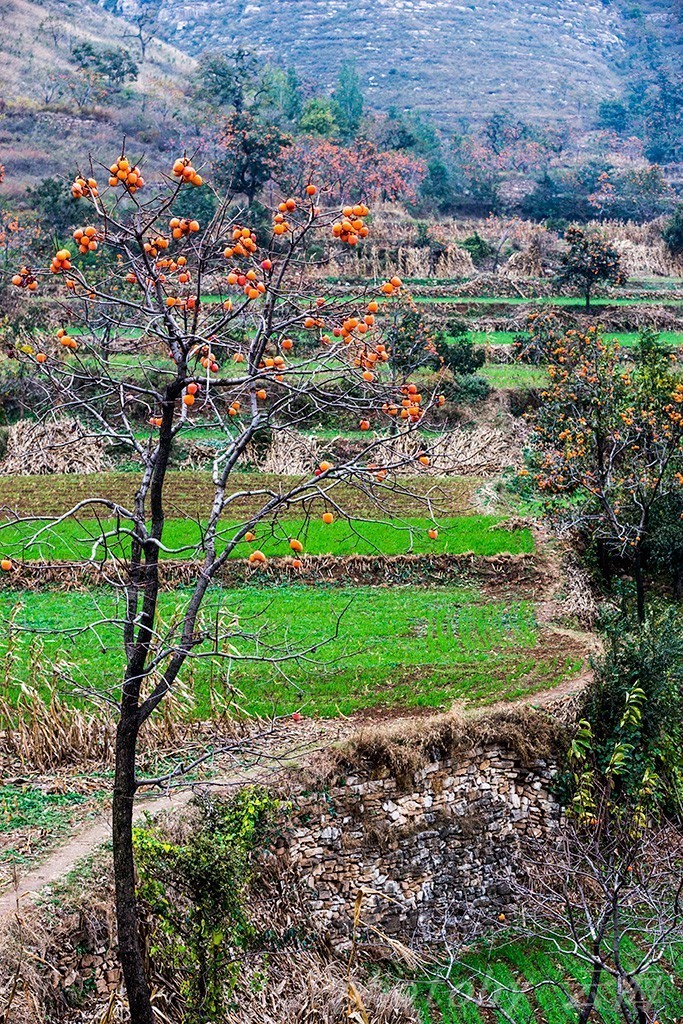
143,0,627,122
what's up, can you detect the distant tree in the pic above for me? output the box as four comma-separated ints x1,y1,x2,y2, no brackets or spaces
522,164,606,224
597,98,630,134
124,0,160,60
627,69,683,164
484,109,524,155
282,138,426,204
559,227,626,312
332,61,364,140
298,97,339,139
25,177,77,237
419,158,456,215
662,204,683,259
71,42,138,88
212,112,291,204
194,49,263,113
282,66,303,122
588,166,673,223
377,108,439,156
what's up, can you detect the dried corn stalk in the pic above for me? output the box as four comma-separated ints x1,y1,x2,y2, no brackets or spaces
0,419,110,476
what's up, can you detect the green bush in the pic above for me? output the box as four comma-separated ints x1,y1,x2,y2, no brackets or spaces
134,788,278,1022
575,609,683,815
459,231,495,265
437,320,485,375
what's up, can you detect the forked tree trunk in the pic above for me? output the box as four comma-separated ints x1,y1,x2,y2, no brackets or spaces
113,711,154,1024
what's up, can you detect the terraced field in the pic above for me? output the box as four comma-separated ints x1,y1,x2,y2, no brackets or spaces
414,937,683,1024
0,585,582,718
0,514,532,562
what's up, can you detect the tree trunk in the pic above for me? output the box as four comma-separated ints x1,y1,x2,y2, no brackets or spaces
113,712,154,1024
585,284,591,313
634,550,646,624
578,959,603,1024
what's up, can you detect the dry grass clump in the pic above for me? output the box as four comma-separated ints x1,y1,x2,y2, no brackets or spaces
247,427,321,476
302,706,568,789
0,846,117,1024
561,558,598,629
0,419,110,476
0,677,250,773
391,423,528,474
227,952,420,1024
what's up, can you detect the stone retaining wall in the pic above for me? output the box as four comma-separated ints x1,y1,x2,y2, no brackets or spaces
275,741,560,945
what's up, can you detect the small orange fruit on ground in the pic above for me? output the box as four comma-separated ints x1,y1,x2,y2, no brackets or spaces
291,558,303,569
359,419,370,431
289,538,304,553
419,455,430,466
36,353,47,363
322,512,334,524
362,370,374,382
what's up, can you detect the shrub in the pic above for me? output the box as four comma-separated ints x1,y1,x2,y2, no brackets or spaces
459,230,495,265
662,203,683,259
575,609,683,816
134,788,278,1023
437,320,485,375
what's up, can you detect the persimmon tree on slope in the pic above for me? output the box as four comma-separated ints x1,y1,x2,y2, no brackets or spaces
6,150,444,1023
529,328,683,622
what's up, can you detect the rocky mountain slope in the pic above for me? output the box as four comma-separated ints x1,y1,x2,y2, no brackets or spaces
114,0,683,125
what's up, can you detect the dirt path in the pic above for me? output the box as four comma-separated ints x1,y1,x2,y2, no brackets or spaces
0,651,591,921
0,720,344,920
0,786,197,918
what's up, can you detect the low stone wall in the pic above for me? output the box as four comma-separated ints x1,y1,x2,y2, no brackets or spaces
275,738,560,946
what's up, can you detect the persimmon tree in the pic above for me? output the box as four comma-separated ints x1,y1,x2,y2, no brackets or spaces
6,149,444,1022
559,227,626,312
529,329,683,621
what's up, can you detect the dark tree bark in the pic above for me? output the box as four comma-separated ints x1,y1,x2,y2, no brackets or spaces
113,710,154,1024
634,547,646,624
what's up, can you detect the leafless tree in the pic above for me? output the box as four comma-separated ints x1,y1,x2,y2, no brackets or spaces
5,149,448,1022
510,817,683,1024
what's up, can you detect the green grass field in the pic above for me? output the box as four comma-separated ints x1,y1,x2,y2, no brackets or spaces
413,936,683,1024
468,330,683,348
413,295,683,308
480,364,549,389
0,585,580,718
0,514,532,563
